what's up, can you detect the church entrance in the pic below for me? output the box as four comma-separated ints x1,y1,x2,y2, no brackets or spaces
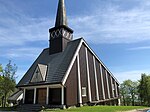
25,89,34,104
49,88,61,105
37,88,47,104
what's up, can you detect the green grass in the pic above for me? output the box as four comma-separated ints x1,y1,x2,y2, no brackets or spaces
43,106,149,112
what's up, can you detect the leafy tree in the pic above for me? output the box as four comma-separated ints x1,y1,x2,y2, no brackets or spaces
0,64,2,75
0,65,3,106
138,74,147,105
120,83,127,106
138,74,150,106
129,81,138,106
0,61,17,107
120,80,139,106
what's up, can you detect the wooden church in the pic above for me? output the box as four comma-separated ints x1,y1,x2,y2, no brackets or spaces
16,0,120,108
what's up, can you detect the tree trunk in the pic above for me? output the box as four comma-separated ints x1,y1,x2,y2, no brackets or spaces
4,93,7,107
122,95,126,106
140,97,142,106
131,95,134,106
1,96,4,107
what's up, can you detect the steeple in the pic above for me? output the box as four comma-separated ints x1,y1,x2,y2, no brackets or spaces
55,0,68,27
49,0,73,54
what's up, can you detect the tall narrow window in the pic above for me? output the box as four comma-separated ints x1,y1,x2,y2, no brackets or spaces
82,87,87,97
112,84,115,90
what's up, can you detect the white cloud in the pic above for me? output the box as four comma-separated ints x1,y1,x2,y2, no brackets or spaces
114,70,150,83
0,1,52,47
69,1,150,44
0,47,42,59
1,0,150,48
128,46,150,51
0,17,51,47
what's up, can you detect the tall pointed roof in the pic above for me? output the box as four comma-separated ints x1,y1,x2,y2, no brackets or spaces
55,0,68,27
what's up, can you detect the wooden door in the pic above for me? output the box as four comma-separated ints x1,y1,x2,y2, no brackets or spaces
37,88,46,104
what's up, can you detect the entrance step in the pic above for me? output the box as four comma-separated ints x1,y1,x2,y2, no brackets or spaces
17,104,43,112
17,104,63,112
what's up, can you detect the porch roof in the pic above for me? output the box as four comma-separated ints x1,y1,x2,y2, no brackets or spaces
8,90,23,102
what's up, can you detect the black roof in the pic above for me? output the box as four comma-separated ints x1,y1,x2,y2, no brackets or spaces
8,90,23,102
17,38,82,87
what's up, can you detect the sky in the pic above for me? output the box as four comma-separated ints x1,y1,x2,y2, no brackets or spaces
0,0,150,83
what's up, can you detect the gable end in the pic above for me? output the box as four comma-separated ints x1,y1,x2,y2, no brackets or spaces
62,38,119,85
30,64,48,83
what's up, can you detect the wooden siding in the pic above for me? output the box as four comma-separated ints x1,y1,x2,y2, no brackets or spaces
50,37,62,54
65,59,78,106
87,49,96,101
112,78,116,97
50,37,70,54
116,83,120,97
114,81,118,97
102,66,109,99
95,59,103,100
107,72,113,98
62,37,70,51
79,45,88,103
64,43,120,106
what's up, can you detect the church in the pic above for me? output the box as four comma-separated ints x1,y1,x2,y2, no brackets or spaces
16,0,120,108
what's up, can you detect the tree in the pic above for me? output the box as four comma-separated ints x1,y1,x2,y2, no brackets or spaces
129,81,138,106
0,61,17,107
0,64,2,75
138,74,150,106
138,74,147,105
120,83,127,106
120,80,139,106
0,65,3,106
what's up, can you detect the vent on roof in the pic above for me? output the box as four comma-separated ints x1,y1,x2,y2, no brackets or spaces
31,64,47,83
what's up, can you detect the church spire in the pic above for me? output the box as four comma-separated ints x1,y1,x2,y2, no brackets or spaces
55,0,68,27
49,0,73,54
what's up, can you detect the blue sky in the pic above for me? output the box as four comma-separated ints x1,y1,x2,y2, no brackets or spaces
0,0,150,83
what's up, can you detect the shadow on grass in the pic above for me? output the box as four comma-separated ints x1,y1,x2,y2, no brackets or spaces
0,107,17,111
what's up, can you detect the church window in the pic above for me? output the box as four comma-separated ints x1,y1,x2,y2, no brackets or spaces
82,87,87,97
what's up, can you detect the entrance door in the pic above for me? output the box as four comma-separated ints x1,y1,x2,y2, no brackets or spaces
25,89,34,104
37,88,47,104
49,88,61,105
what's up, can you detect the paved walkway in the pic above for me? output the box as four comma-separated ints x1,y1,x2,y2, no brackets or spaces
121,109,149,112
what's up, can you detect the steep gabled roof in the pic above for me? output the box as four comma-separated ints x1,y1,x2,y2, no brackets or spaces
17,38,82,87
17,38,119,87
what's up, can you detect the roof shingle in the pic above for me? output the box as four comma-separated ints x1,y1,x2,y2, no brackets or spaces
17,38,82,87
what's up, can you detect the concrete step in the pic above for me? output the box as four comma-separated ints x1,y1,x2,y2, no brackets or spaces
17,104,63,112
17,104,43,112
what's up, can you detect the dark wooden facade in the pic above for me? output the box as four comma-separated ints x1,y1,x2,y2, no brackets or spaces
64,44,120,106
65,59,78,106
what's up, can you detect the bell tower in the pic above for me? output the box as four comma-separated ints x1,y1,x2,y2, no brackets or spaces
49,0,73,54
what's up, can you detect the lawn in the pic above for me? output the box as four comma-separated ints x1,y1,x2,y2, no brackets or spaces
43,106,148,112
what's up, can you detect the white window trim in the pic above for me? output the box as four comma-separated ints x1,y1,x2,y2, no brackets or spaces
82,87,87,97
